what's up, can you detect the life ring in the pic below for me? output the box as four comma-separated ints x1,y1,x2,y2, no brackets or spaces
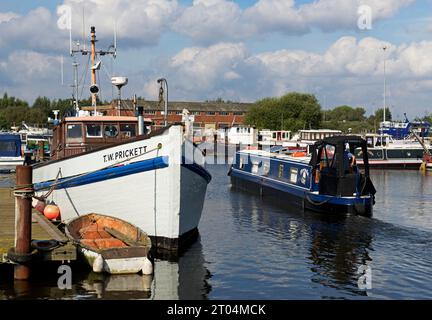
7,248,33,264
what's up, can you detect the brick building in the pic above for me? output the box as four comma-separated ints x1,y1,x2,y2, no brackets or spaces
105,100,254,129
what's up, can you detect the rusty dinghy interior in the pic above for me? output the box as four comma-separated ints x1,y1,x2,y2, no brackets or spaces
66,213,152,261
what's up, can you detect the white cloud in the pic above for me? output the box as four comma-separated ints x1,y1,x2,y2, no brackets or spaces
61,0,179,46
0,50,64,101
0,8,68,54
173,0,415,43
0,12,19,23
139,36,432,117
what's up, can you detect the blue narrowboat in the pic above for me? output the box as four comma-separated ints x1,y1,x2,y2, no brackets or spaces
229,136,376,216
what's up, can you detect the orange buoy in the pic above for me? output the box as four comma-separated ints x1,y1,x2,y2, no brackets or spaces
43,204,60,220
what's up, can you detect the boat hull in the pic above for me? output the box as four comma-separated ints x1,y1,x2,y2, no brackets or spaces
230,173,373,216
33,126,211,252
357,159,422,170
0,158,24,173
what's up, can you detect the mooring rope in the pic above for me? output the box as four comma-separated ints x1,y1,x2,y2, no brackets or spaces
13,183,34,199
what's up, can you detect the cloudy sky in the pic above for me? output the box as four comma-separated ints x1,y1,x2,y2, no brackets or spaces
0,0,432,118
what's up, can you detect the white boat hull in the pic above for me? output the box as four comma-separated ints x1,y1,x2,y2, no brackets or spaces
0,157,24,172
33,126,211,251
81,247,152,275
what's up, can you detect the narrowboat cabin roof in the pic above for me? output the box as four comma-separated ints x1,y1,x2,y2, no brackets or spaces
237,148,311,164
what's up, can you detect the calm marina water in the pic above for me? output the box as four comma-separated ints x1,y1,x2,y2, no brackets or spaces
0,165,431,300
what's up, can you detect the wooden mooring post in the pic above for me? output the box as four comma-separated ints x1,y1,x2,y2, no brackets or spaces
13,165,33,280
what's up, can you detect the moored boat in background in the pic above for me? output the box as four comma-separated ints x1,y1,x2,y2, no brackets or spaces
356,133,431,169
0,133,24,173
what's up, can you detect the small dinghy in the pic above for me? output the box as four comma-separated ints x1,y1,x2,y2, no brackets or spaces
65,213,153,275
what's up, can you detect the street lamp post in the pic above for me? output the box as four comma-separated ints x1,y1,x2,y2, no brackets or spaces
383,46,387,123
157,78,168,127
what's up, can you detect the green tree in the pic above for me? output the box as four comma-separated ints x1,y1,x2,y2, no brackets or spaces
325,105,366,122
245,93,322,131
373,107,392,122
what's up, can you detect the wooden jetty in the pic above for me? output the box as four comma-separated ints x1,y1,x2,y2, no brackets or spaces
0,187,76,265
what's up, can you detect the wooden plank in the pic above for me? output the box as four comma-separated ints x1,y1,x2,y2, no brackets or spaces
0,188,76,264
32,212,68,242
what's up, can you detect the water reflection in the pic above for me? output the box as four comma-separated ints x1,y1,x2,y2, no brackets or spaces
307,217,373,298
230,186,374,298
0,235,211,300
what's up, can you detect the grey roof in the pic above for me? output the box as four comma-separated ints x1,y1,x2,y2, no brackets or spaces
114,100,254,112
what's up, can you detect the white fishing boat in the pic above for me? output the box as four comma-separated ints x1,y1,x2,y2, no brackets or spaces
32,26,211,252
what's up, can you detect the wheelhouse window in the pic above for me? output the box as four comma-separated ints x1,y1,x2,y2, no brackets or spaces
66,124,83,142
86,124,102,138
104,124,119,138
120,124,137,138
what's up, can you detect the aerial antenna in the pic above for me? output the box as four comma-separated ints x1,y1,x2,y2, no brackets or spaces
61,55,64,85
114,21,117,59
82,6,86,51
69,19,73,56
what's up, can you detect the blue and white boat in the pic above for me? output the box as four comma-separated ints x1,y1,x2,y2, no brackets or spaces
379,114,430,140
229,136,376,216
0,133,24,173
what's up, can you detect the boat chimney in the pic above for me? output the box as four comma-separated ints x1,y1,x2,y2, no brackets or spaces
137,106,145,136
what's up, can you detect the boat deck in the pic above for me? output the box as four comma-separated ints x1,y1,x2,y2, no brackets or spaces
0,189,76,264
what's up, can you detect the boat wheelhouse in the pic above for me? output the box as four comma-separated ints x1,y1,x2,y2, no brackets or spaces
229,136,376,216
226,126,258,145
258,130,292,146
50,115,149,160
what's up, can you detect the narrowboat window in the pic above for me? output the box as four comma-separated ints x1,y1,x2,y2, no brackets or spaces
104,125,119,138
278,164,284,178
263,162,270,176
67,124,82,140
86,124,102,138
290,168,298,183
120,124,136,138
239,157,245,170
251,161,259,174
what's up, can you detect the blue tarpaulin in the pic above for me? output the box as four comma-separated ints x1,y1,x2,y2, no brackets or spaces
0,134,22,157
